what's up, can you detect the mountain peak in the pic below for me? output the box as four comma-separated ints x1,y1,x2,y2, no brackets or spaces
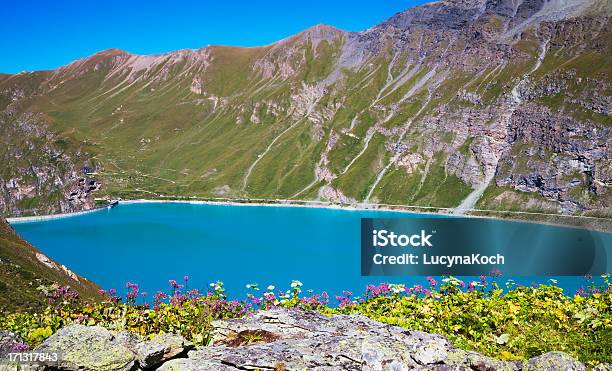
295,23,347,40
95,48,131,57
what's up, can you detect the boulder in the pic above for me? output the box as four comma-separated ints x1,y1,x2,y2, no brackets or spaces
158,358,231,371
33,324,134,370
0,331,26,359
21,310,590,370
134,333,194,369
161,307,521,370
445,349,520,370
524,351,586,371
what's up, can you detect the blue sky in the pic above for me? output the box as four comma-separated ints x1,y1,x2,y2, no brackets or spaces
0,0,429,74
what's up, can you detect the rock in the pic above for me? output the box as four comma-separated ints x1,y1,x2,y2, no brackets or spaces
33,324,134,370
160,307,518,370
20,310,595,370
134,333,194,369
524,351,586,371
158,358,231,371
445,349,520,370
0,331,25,359
594,364,612,371
114,330,142,351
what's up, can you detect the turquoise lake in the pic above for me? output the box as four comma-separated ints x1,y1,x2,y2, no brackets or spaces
11,202,610,301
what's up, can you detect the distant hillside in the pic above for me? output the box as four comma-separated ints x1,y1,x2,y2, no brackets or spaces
0,218,101,311
0,0,610,218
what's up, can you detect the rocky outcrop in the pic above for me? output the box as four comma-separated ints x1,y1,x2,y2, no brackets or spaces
133,333,194,369
524,351,586,371
0,109,100,217
5,308,594,370
163,308,585,370
25,325,193,370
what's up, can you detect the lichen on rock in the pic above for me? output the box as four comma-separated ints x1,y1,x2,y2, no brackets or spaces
33,325,134,370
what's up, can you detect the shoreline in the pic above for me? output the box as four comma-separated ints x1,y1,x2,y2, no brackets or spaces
6,198,443,224
6,206,110,224
6,197,612,233
119,198,448,215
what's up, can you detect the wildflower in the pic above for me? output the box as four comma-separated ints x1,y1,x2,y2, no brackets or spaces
290,280,303,288
426,276,437,287
321,291,329,305
389,284,405,294
468,281,477,293
12,343,29,352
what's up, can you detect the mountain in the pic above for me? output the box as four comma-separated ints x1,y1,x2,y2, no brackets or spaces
0,218,101,310
0,0,610,219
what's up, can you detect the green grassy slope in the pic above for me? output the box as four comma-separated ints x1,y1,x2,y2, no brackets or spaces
0,218,102,311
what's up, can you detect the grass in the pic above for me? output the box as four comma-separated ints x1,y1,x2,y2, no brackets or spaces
332,134,389,200
370,166,423,205
409,153,473,208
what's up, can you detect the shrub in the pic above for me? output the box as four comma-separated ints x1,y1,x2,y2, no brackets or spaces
0,275,610,366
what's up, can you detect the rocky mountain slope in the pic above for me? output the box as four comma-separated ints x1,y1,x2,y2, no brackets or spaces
1,0,610,218
0,218,101,310
2,308,601,370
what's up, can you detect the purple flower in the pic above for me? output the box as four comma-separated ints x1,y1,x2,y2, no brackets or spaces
12,343,29,352
426,276,437,287
169,280,179,288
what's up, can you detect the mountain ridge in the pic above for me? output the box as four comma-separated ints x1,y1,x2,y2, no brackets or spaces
0,0,610,220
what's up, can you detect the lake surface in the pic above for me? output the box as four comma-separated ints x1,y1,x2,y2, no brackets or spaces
11,202,609,301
